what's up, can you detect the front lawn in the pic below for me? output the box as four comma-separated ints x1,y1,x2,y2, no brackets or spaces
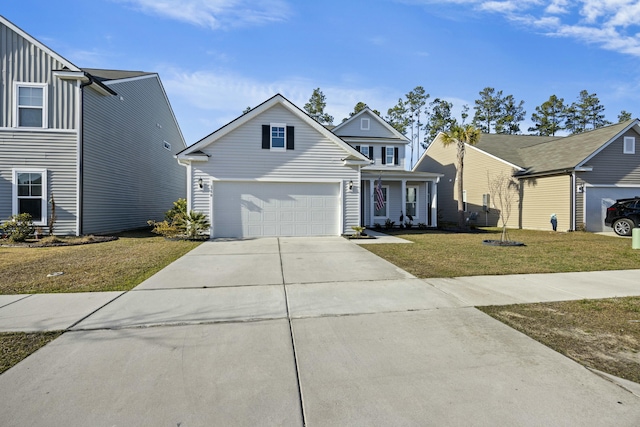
0,231,202,294
364,228,640,278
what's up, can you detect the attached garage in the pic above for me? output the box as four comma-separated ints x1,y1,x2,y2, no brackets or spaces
212,181,341,238
584,186,640,232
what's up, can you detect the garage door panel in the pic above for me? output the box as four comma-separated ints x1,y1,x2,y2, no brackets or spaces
585,187,640,232
213,182,340,238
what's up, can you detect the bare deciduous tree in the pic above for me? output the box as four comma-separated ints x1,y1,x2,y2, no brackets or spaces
487,171,519,242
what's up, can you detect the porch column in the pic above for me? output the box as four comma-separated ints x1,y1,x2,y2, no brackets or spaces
401,179,406,225
369,179,375,227
432,179,438,227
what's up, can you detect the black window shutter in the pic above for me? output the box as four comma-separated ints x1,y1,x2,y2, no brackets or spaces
355,145,360,152
381,146,386,165
369,146,373,159
262,125,270,149
286,126,295,150
394,147,399,165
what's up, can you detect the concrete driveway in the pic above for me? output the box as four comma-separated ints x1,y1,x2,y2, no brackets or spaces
1,237,640,426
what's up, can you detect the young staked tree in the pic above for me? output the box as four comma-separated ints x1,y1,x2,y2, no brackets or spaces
487,171,519,242
529,95,565,136
440,124,481,228
304,88,334,125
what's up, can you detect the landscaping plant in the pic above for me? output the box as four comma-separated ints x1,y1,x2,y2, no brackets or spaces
0,213,34,242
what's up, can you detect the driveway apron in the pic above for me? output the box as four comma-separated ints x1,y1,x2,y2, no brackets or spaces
1,237,640,426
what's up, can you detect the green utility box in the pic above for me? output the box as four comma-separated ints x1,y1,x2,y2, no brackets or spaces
633,228,640,250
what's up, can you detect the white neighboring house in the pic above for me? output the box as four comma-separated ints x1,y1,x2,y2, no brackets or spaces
0,15,186,235
177,94,442,239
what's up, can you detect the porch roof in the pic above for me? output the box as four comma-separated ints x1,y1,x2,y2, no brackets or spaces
362,169,442,181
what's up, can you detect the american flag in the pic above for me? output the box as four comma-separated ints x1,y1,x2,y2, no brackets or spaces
375,177,385,211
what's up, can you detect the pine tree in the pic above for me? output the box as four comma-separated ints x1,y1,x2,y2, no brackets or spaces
529,95,565,136
473,87,503,133
304,88,334,125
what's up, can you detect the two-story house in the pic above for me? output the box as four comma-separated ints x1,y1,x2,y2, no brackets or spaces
176,94,441,238
331,108,441,229
0,15,186,235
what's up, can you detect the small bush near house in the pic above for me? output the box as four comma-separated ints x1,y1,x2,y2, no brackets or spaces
0,213,34,242
384,218,395,229
149,198,209,240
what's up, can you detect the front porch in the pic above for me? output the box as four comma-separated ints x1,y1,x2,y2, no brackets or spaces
360,171,441,229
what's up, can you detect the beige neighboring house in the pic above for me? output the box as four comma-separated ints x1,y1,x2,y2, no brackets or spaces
414,119,640,232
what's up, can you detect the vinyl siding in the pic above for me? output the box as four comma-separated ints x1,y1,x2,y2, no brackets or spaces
520,174,571,231
0,22,78,129
191,104,360,234
0,129,78,234
82,75,186,234
334,112,397,138
580,128,640,185
463,146,520,228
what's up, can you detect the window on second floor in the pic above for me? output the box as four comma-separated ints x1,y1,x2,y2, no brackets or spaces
262,124,295,151
624,136,636,154
381,146,398,165
15,83,47,128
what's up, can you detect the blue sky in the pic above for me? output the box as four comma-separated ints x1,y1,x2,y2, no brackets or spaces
4,0,640,146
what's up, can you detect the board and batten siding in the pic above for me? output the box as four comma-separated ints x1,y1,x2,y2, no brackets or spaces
520,174,571,231
579,128,640,185
0,129,78,234
0,21,78,130
191,104,360,234
82,75,186,234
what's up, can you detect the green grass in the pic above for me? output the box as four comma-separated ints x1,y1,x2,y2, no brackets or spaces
364,228,640,278
479,297,640,384
0,231,202,294
0,331,63,374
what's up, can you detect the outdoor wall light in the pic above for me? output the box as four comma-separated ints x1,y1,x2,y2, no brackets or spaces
198,178,203,189
348,180,353,190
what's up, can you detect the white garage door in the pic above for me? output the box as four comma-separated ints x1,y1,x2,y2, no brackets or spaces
212,181,340,238
584,186,640,232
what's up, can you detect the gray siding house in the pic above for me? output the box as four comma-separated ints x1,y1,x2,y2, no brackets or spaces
0,15,186,235
177,94,441,239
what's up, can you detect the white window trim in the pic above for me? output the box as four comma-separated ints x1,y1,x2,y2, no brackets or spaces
360,146,369,158
406,185,419,220
623,136,635,154
386,147,395,165
14,82,48,128
361,118,370,130
12,168,48,226
374,185,389,218
270,122,286,151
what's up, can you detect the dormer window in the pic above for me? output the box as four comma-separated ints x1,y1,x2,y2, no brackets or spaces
15,83,47,128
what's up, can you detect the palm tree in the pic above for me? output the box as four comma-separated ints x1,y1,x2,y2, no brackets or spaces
440,124,481,228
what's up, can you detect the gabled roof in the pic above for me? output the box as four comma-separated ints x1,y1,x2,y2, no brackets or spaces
178,94,370,163
332,107,409,143
516,120,639,175
417,120,640,176
0,14,80,72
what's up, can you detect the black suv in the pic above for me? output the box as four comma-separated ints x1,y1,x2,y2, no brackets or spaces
604,197,640,236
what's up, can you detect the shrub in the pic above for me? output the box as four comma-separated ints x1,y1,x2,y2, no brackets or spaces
384,218,395,229
174,210,210,239
0,213,34,242
149,199,209,239
165,198,187,222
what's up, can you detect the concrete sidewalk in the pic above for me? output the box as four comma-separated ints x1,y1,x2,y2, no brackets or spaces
1,237,640,426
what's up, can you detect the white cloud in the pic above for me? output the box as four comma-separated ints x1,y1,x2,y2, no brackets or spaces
115,0,291,29
160,67,400,141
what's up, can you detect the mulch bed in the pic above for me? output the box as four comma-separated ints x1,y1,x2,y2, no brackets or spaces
0,235,118,248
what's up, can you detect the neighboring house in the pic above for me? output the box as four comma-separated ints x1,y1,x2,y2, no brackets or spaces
176,94,441,238
0,16,186,235
415,119,640,232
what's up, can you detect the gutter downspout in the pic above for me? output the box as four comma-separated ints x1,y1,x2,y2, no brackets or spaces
77,74,94,236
